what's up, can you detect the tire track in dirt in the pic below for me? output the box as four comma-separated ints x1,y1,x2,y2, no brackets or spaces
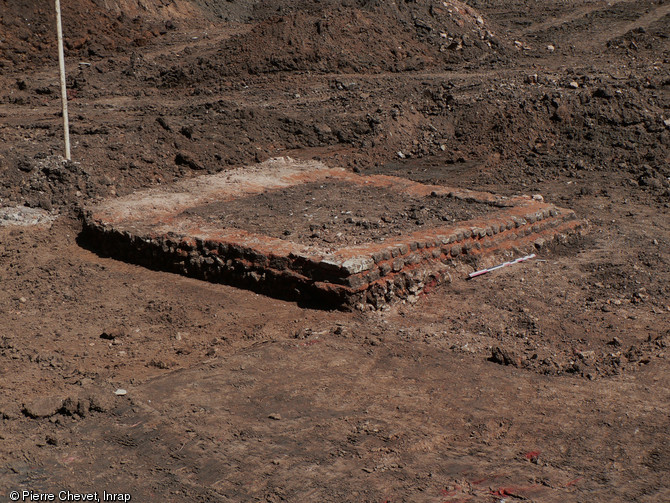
520,0,631,36
585,1,670,49
520,0,670,51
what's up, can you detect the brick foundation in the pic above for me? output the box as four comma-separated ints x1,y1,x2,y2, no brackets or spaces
81,157,587,309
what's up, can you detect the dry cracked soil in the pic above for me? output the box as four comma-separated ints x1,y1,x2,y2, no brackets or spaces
0,0,669,502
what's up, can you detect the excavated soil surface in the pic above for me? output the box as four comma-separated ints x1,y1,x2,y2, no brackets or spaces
0,0,669,502
186,180,496,246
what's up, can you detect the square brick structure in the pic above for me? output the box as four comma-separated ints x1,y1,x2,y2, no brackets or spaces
81,158,586,308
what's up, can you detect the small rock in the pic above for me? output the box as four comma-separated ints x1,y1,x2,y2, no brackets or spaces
175,152,205,170
568,361,582,373
88,391,113,412
268,413,282,420
576,350,595,361
37,194,52,211
61,397,90,418
607,337,622,347
638,175,661,189
100,328,126,340
0,403,21,420
593,87,613,99
664,118,670,128
180,125,193,139
546,44,555,52
148,358,173,369
156,116,171,131
23,396,64,419
569,81,579,89
114,388,127,396
396,151,406,159
78,377,94,387
17,159,33,172
552,105,570,122
76,398,90,417
315,123,332,135
62,397,79,416
489,347,521,367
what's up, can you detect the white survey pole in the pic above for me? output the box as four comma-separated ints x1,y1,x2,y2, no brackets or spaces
55,0,71,160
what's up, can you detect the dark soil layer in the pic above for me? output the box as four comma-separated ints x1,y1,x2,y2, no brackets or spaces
186,180,496,246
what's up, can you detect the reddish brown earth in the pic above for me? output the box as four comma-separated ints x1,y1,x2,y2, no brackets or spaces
1,0,669,502
192,179,497,245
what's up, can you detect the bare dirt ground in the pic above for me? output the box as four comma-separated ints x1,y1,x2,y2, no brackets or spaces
190,179,497,246
0,0,669,501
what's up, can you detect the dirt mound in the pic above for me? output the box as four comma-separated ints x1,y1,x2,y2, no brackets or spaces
153,0,506,85
0,0,201,69
1,0,506,77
